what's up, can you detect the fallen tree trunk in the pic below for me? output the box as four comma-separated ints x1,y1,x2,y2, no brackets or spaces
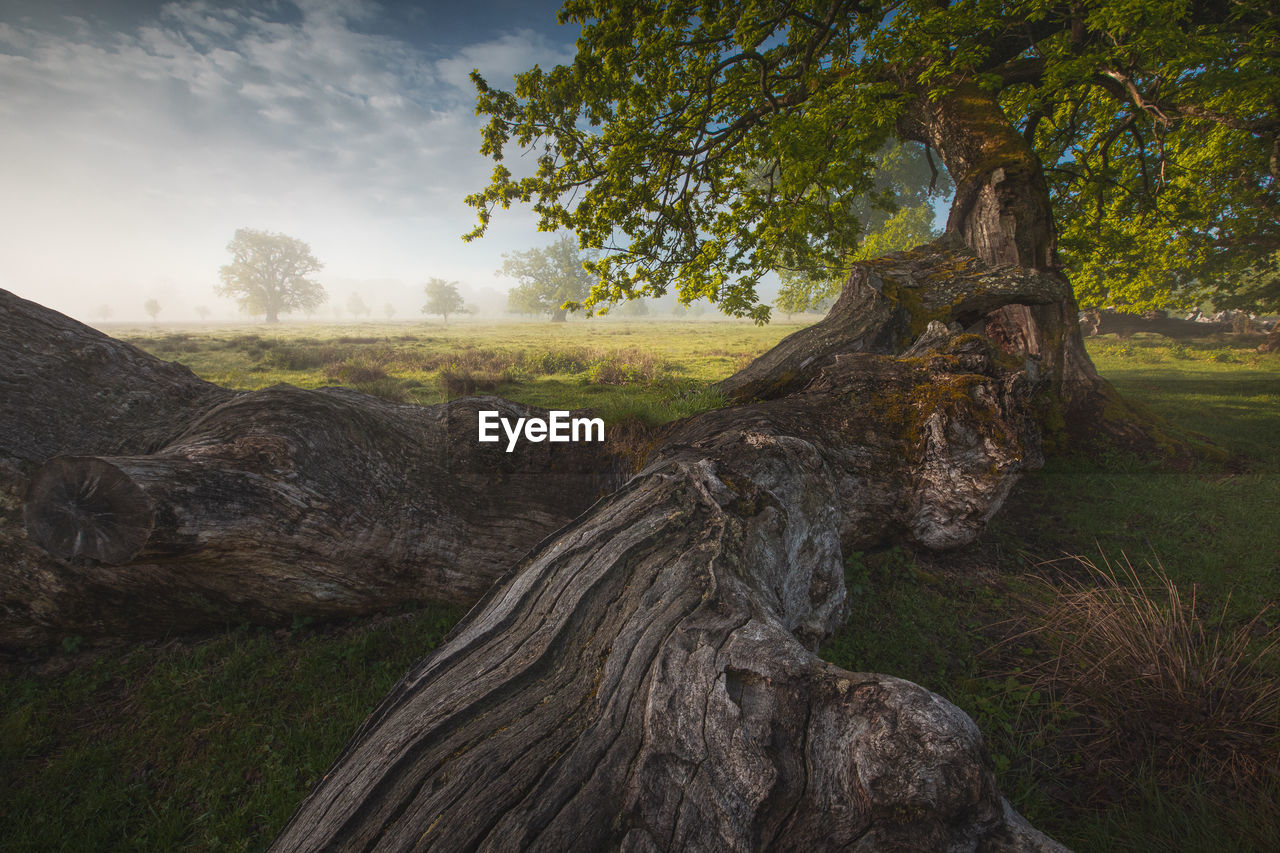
1079,308,1233,339
1,289,620,646
4,244,1069,845
271,328,1061,850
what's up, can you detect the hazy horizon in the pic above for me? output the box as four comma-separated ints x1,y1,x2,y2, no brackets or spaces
0,0,603,323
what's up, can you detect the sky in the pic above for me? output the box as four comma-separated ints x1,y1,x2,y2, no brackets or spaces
0,0,581,322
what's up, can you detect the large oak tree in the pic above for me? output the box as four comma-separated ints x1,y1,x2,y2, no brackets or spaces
465,0,1278,440
8,3,1274,848
217,228,326,323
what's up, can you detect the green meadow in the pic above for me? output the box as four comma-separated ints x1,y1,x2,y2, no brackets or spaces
2,320,1277,852
114,316,807,423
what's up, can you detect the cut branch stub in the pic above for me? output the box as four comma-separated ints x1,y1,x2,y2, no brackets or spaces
23,456,154,565
7,383,622,644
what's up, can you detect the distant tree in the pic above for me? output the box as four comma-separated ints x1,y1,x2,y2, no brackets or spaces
620,298,649,317
500,234,594,322
194,305,211,321
94,304,113,322
144,298,161,323
383,302,397,321
347,292,371,320
216,228,326,323
422,278,466,324
774,288,809,321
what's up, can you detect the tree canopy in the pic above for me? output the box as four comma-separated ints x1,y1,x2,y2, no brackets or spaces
422,278,466,323
500,234,595,321
465,0,1279,320
217,228,326,323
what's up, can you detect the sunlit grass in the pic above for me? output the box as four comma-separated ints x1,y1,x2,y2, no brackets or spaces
117,317,801,424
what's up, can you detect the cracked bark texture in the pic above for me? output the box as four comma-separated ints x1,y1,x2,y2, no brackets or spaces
272,328,1063,851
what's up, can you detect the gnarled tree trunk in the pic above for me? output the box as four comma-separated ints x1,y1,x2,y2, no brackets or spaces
262,250,1068,848
275,354,1058,850
3,246,1067,847
888,83,1179,454
264,84,1152,851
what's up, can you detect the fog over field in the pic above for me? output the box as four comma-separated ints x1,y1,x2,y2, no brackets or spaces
0,0,591,322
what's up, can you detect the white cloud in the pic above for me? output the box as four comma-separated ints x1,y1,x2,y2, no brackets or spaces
435,28,573,92
0,1,573,320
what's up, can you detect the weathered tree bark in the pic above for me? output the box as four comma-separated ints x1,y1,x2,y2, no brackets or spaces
0,290,231,464
272,321,1061,851
1,289,620,646
889,84,1176,453
715,235,1068,402
1261,329,1280,353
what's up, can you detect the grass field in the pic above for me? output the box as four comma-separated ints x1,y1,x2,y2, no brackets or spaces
2,321,1278,851
110,316,809,423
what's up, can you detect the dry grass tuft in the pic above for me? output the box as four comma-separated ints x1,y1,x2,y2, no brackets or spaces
437,368,504,397
1020,554,1280,792
264,343,354,370
324,356,390,385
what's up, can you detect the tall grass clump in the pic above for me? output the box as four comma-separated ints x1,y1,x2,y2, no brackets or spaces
437,367,505,397
1020,554,1280,793
323,354,390,385
263,342,354,370
583,348,670,385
